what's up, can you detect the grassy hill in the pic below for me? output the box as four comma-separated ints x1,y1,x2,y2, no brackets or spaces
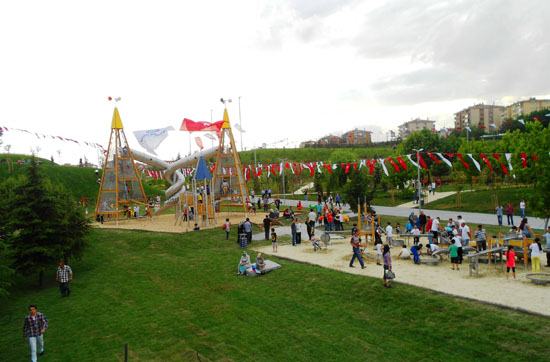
0,227,547,361
0,154,163,207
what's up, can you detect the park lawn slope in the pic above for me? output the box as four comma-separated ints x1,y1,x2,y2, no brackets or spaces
424,187,533,215
0,228,548,361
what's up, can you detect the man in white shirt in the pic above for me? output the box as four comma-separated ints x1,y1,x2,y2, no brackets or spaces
461,222,471,255
431,217,440,244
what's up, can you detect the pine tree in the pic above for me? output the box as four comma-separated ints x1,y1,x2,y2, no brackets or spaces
7,157,90,286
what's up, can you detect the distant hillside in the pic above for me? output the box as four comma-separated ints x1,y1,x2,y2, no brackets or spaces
0,154,163,207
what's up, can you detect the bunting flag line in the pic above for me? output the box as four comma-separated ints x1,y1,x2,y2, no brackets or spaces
519,153,527,168
427,152,441,164
379,158,389,176
492,154,509,175
396,156,408,170
406,154,419,168
386,157,400,172
455,153,470,169
505,153,516,179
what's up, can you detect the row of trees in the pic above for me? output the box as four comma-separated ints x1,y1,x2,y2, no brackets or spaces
0,157,91,296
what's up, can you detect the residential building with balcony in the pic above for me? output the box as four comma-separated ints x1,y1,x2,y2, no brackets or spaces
398,118,436,139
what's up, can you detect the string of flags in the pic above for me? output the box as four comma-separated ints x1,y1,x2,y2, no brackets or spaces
135,151,547,181
0,126,105,151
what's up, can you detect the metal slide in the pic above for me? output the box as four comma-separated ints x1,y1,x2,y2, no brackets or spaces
132,147,218,201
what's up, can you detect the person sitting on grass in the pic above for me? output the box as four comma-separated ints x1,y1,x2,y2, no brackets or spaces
193,223,200,231
238,251,251,276
410,244,423,264
397,245,410,259
271,228,278,253
255,252,266,274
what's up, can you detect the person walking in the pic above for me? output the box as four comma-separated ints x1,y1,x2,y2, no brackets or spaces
262,215,271,240
223,218,231,240
495,204,504,226
307,208,316,240
520,199,526,219
23,305,48,362
382,244,393,288
543,226,550,267
56,262,73,297
291,218,297,246
505,203,514,226
295,218,302,245
349,231,366,269
243,218,252,244
505,246,516,280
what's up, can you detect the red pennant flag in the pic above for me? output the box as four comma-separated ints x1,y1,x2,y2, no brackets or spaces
456,127,462,130
323,164,333,173
352,162,357,171
367,160,375,175
520,153,527,168
427,152,441,164
505,121,512,125
307,163,316,176
455,153,470,169
532,153,538,161
479,125,486,129
492,154,509,175
396,156,408,171
417,153,428,169
387,157,400,172
534,117,540,122
478,154,493,174
294,163,303,175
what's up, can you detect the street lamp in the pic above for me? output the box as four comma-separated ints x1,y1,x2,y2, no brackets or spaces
413,148,423,212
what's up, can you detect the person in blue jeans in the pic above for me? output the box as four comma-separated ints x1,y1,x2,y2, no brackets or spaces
349,231,366,269
410,244,423,264
23,305,48,362
291,218,297,246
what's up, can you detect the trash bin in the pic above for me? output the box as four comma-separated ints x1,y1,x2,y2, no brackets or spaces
239,233,248,248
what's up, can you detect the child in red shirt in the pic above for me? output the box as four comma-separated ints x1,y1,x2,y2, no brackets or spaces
505,246,516,280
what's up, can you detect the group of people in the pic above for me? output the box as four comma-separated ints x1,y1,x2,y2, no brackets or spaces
237,251,266,275
495,199,527,226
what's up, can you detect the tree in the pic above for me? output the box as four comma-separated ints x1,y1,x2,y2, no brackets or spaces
342,169,370,213
0,177,17,297
7,158,90,286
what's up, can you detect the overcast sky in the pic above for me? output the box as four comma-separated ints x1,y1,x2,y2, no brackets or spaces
1,0,549,164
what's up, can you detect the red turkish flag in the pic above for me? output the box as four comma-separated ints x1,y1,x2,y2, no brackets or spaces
492,154,509,175
396,156,408,171
180,118,225,132
479,154,493,174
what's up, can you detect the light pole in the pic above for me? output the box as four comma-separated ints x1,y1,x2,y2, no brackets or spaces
413,148,423,212
238,96,243,151
279,157,287,205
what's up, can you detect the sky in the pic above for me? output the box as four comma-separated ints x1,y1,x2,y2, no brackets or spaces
0,0,549,165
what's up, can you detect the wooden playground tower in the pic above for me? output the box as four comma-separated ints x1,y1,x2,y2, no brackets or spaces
94,107,149,223
211,107,249,214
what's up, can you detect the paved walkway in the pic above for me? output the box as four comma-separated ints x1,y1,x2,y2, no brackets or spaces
257,196,547,230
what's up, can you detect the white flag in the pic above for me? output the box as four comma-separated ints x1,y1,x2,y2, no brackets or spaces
435,153,453,168
505,153,516,179
406,154,419,168
467,154,481,172
133,126,175,155
378,158,389,176
518,119,525,125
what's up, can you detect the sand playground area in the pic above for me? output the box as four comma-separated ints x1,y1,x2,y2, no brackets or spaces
252,236,549,317
95,211,267,233
95,216,548,317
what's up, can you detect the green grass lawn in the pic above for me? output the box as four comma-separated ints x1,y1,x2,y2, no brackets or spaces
424,187,533,214
1,228,549,361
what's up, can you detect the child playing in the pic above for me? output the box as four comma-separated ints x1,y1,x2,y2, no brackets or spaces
385,222,393,248
271,228,278,252
311,234,322,252
193,223,200,231
505,245,516,280
376,240,383,265
412,225,421,245
395,223,401,235
397,245,410,259
223,218,231,240
449,239,459,270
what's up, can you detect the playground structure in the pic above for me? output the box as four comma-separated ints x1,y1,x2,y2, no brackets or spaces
357,201,378,244
95,107,150,223
211,107,249,214
173,156,217,228
95,104,249,226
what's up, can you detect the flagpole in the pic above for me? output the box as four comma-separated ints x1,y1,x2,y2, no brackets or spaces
238,96,243,151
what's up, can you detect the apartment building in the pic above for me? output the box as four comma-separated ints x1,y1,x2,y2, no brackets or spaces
454,104,503,131
500,98,550,121
342,129,372,144
398,118,436,139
